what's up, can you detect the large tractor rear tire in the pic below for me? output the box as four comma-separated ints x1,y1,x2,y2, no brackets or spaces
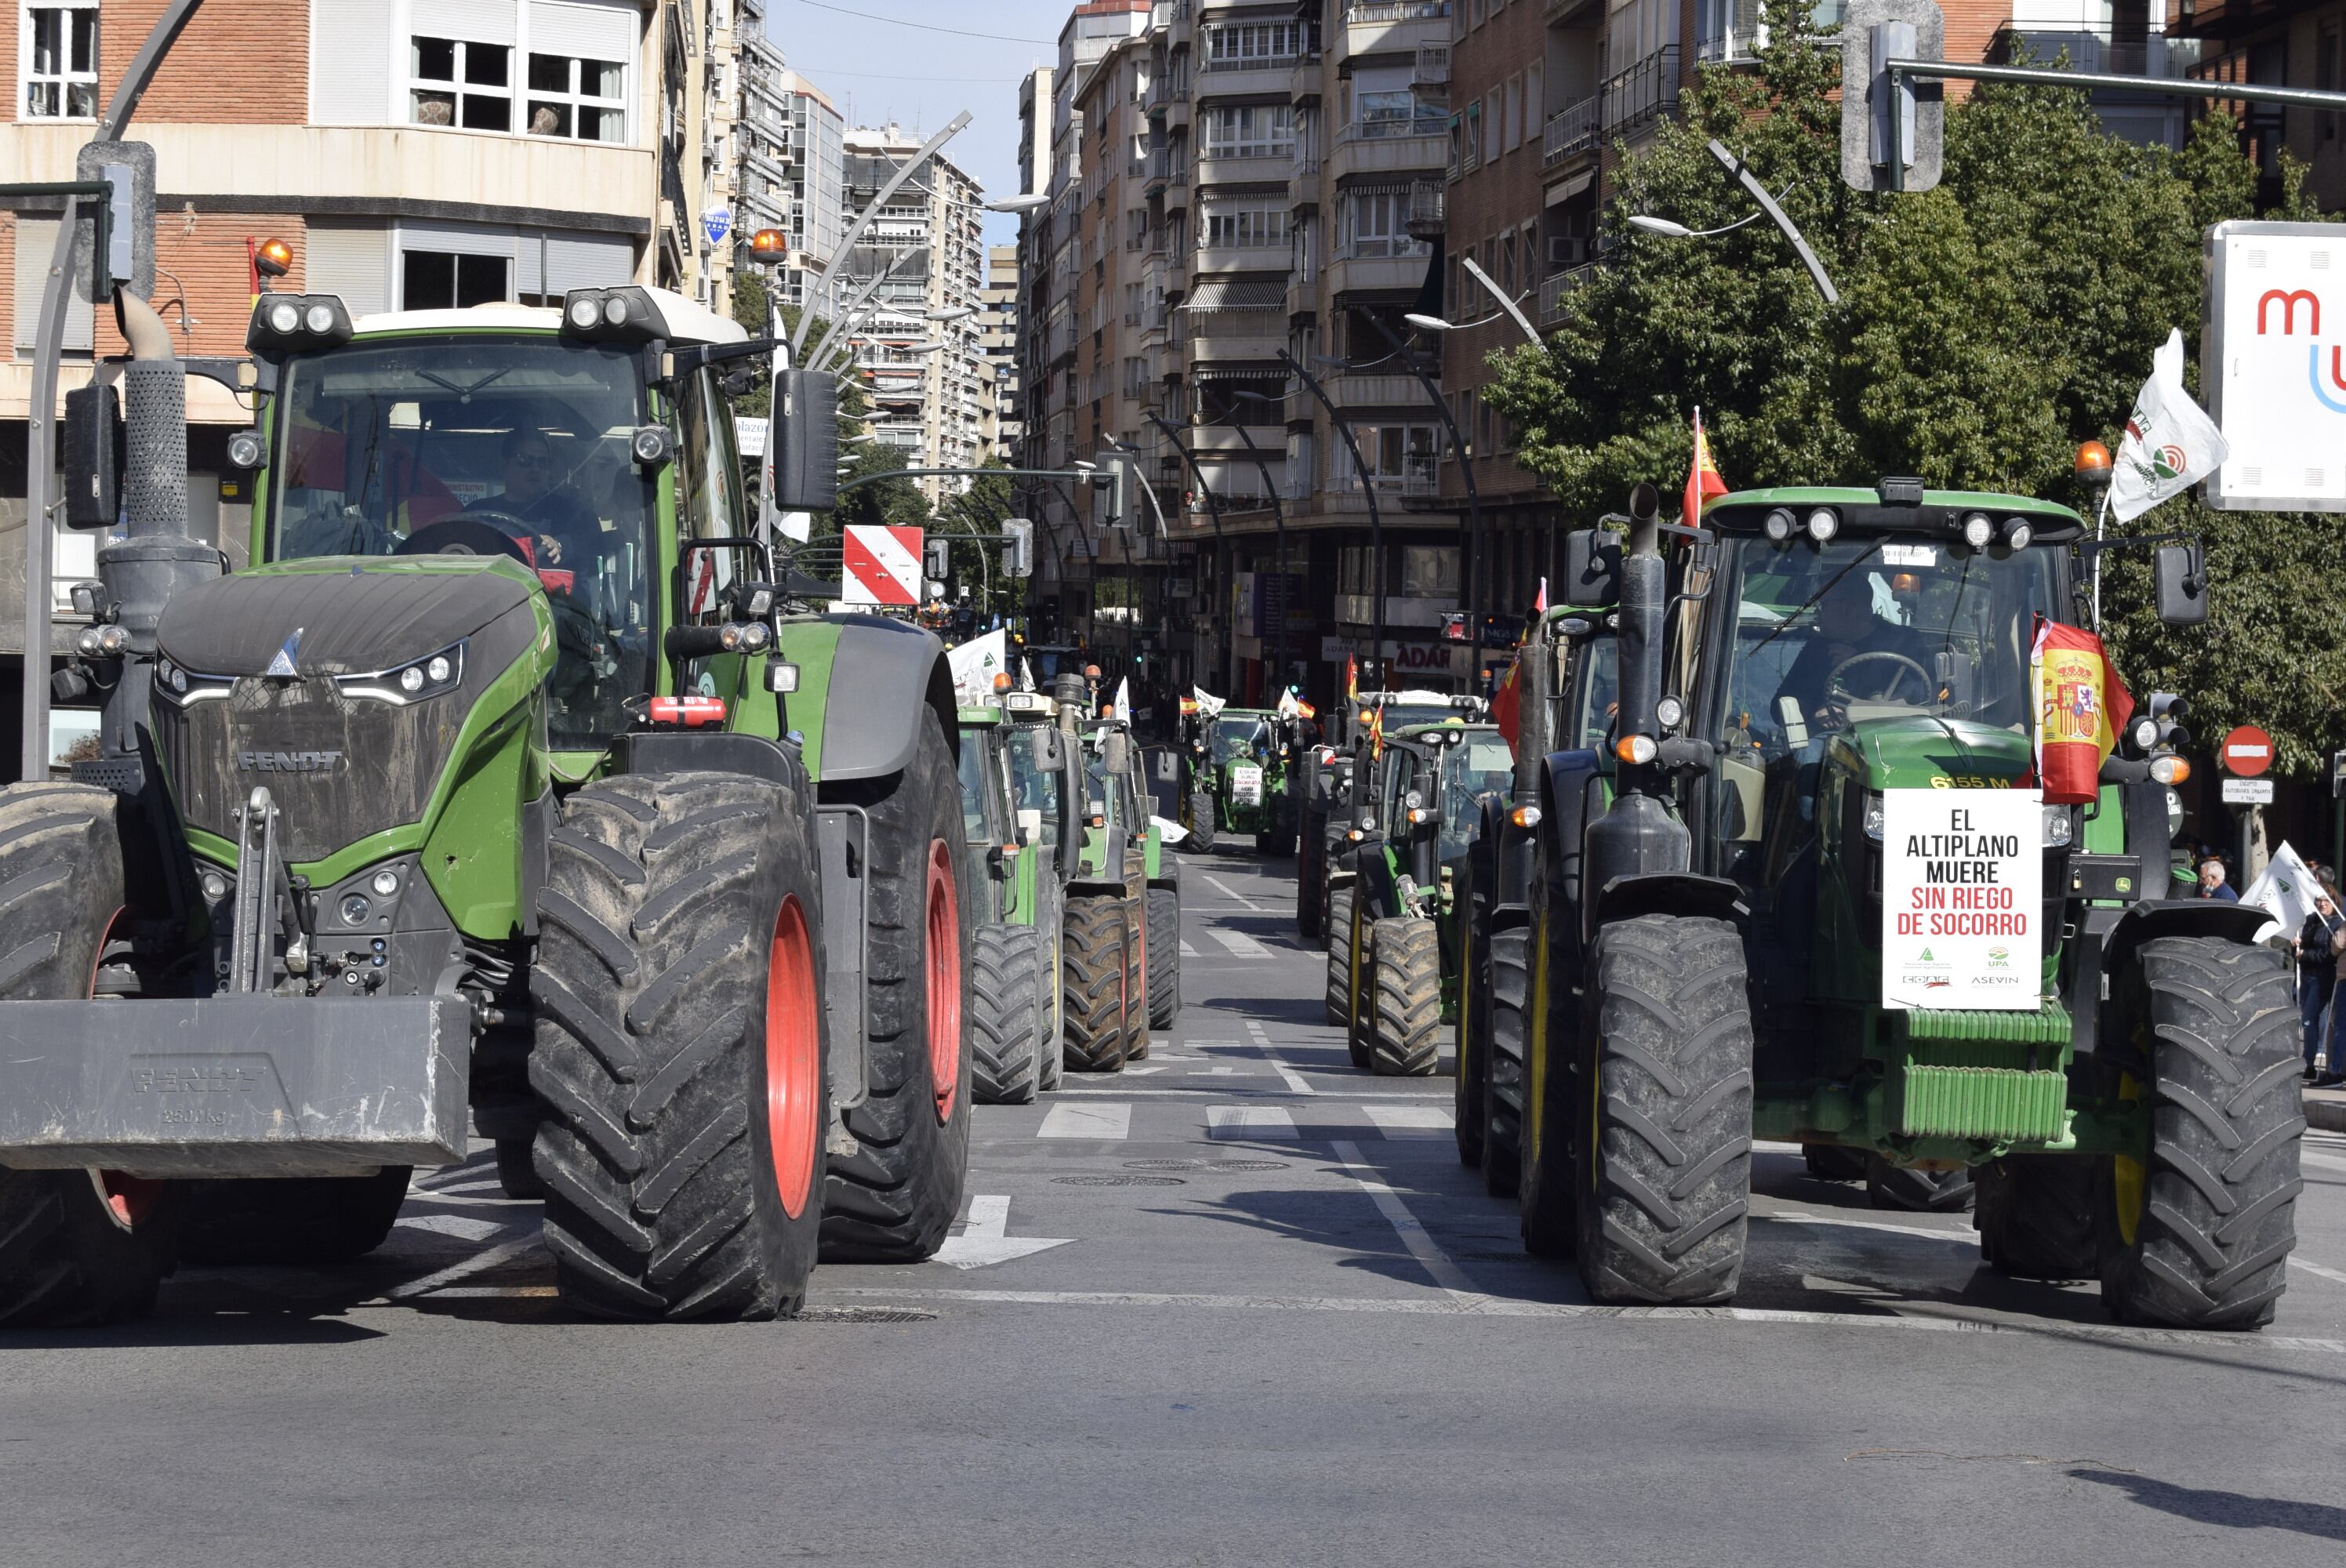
1146,887,1180,1030
1367,918,1441,1076
1324,886,1356,1032
1976,1153,2096,1279
1484,926,1529,1198
1572,915,1754,1306
1061,894,1131,1072
531,772,833,1318
820,722,975,1263
496,1138,547,1200
1120,895,1152,1062
971,924,1044,1105
2098,936,2303,1330
1518,911,1578,1258
1865,1157,1977,1214
1037,914,1066,1093
180,1168,411,1265
0,785,186,1328
1454,855,1489,1168
1296,820,1325,945
1187,786,1216,854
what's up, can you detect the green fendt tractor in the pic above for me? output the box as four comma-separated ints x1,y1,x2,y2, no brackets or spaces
1507,480,2300,1328
959,693,1083,1103
1180,706,1301,855
1324,720,1514,1076
1056,675,1180,1067
0,285,975,1327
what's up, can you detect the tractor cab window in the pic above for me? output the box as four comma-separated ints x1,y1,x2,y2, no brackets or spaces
1439,734,1514,859
1566,637,1619,752
267,336,655,749
1378,746,1420,837
957,731,998,844
1211,714,1271,764
1008,729,1062,825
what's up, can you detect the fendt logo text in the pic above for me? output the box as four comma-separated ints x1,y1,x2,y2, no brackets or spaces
236,750,343,773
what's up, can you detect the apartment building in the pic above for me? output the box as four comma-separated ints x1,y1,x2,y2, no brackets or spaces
838,122,988,506
734,41,845,317
979,245,1022,460
2170,0,2346,209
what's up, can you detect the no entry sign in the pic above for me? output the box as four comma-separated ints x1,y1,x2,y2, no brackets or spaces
2221,724,2274,778
843,524,922,608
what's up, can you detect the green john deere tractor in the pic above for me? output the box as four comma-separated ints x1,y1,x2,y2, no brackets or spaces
1056,675,1180,1068
1506,480,2301,1328
1324,720,1515,1076
959,693,1083,1103
0,285,975,1327
1180,706,1300,856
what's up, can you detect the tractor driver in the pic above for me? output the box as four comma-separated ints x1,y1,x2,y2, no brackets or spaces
1778,576,1931,728
470,428,598,585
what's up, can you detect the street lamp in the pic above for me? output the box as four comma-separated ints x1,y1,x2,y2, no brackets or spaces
986,194,1049,214
1400,260,1541,346
924,305,977,322
1629,140,1839,306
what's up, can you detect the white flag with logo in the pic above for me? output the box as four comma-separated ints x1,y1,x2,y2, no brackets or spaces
2239,840,2326,946
947,630,1008,706
2111,329,2230,523
1113,677,1132,722
1190,685,1226,720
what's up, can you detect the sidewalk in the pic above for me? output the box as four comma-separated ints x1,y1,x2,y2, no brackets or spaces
2306,1085,2346,1134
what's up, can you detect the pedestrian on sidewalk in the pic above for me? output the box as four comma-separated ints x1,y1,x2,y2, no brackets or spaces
2297,887,2344,1081
2323,903,2346,1090
2196,855,2241,901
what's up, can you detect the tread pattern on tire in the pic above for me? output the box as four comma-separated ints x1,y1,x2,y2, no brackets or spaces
1120,895,1151,1062
1574,914,1753,1306
971,924,1043,1105
532,771,829,1318
1187,786,1215,853
1146,887,1180,1030
1454,865,1488,1168
0,784,183,1328
1975,1153,2094,1279
1061,893,1130,1072
1324,887,1356,1029
1368,917,1440,1076
1296,818,1324,944
1484,925,1528,1198
1865,1157,1976,1214
2101,936,2304,1329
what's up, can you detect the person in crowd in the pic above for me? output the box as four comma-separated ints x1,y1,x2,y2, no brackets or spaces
2297,887,2345,1082
2195,856,2240,902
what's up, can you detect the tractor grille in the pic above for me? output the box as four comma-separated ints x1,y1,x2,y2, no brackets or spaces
152,677,457,864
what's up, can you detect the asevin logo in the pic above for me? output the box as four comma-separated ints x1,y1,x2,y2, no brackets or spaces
237,750,342,773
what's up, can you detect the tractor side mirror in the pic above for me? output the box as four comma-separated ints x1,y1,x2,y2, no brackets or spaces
2154,543,2208,626
1562,528,1620,608
1030,728,1058,770
61,383,122,530
771,368,839,513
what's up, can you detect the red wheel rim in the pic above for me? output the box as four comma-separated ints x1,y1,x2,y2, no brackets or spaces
87,906,156,1229
923,841,961,1123
764,896,821,1219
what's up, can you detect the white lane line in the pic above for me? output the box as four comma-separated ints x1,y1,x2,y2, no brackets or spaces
1769,1205,2346,1290
1247,1018,1316,1096
1180,941,1201,958
1363,1105,1453,1139
1038,1101,1131,1140
1332,1138,1494,1307
1208,1105,1299,1140
395,1213,510,1243
370,1235,543,1303
1202,875,1264,912
1210,927,1274,959
816,1287,2346,1355
2290,1256,2346,1288
2301,1149,2346,1174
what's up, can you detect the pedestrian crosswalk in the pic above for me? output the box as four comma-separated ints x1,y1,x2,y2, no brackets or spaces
1006,1101,1454,1145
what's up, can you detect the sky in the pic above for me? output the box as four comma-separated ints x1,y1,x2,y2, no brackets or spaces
758,0,1077,250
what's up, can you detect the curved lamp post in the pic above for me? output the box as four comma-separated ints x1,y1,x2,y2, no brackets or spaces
1279,349,1383,688
1145,411,1229,691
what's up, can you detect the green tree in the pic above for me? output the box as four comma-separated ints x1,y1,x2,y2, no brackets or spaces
1484,3,2342,774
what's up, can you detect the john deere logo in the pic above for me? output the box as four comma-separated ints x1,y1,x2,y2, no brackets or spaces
237,750,342,773
2153,444,2188,481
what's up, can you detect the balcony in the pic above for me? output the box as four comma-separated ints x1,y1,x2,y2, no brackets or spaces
1193,243,1294,274
1186,309,1287,361
1538,263,1595,325
1400,451,1440,499
1337,1,1454,63
1405,181,1444,239
1200,51,1302,76
1990,24,2203,80
1327,249,1432,299
1326,371,1426,410
1542,93,1600,167
1195,147,1297,186
1412,45,1450,88
1600,46,1679,139
1330,117,1450,180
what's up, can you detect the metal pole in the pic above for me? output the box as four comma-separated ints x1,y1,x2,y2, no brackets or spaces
1226,418,1289,700
1146,412,1227,692
1889,56,2346,112
1281,350,1384,690
804,246,930,374
20,0,205,782
1706,140,1839,307
1364,314,1481,693
790,111,971,359
1459,256,1542,349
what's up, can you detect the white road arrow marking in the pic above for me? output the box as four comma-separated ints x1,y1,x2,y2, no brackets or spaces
933,1196,1073,1270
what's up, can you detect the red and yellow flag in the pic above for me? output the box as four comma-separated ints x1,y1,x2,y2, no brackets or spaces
1683,406,1727,524
1367,701,1385,760
2031,620,2134,805
1344,654,1359,703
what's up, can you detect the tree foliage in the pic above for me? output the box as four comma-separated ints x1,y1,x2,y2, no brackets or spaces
1484,2,2341,775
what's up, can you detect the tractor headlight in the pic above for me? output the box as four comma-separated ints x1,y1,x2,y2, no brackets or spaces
1960,512,1995,550
266,299,300,336
1863,792,1885,842
1763,507,1796,543
2130,715,2159,752
1805,508,1839,543
559,286,667,345
336,641,466,705
1655,695,1686,731
245,293,354,354
2003,517,2033,552
2042,804,2073,848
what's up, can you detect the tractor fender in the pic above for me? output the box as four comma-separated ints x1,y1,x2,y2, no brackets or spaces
2067,897,2276,1060
1587,872,1749,938
1532,748,1605,920
605,729,810,793
816,615,958,782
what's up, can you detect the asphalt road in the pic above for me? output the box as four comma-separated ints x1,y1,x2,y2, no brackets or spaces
7,854,2346,1566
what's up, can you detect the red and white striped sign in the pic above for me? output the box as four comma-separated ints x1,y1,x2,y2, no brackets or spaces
842,524,923,608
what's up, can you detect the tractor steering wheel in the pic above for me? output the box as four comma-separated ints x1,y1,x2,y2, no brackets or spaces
395,516,533,566
1823,651,1934,711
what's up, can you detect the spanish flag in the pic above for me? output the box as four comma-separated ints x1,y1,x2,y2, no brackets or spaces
1683,406,1727,524
2031,619,2134,806
1344,654,1359,703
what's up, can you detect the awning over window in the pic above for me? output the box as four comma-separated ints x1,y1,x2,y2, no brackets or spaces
1186,278,1287,309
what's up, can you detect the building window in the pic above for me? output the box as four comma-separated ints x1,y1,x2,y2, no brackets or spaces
403,250,511,310
22,2,99,120
412,36,513,131
1345,190,1425,259
1204,103,1295,158
1204,206,1289,248
525,50,626,141
1204,20,1299,66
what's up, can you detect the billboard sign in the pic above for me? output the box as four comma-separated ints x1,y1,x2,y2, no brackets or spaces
2203,220,2346,511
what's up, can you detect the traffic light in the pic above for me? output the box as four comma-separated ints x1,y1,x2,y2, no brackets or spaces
1091,456,1128,530
924,535,951,582
1839,0,1945,194
1002,517,1034,578
2130,693,2192,757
